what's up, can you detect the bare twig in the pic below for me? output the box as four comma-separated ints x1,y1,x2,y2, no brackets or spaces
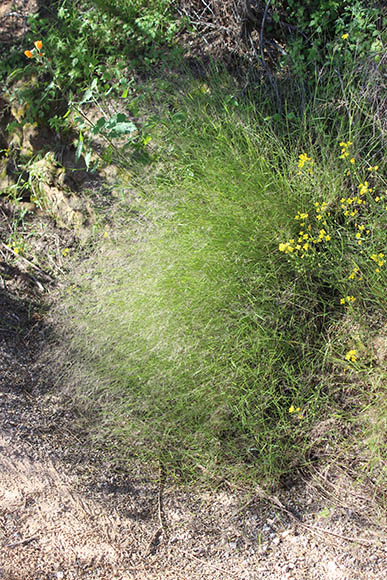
1,241,53,281
144,462,168,558
234,488,387,552
6,534,39,548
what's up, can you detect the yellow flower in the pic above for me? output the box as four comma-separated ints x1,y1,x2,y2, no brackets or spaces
24,50,33,58
345,349,357,362
62,248,69,257
289,406,295,413
350,158,355,164
298,153,313,169
340,298,346,305
341,33,349,40
34,40,43,51
103,231,109,238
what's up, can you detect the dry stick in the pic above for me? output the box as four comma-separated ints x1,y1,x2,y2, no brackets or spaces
0,206,13,233
1,242,53,281
6,534,39,548
144,463,168,558
235,489,387,551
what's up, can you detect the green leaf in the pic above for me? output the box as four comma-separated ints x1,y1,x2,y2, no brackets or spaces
91,117,107,135
105,113,136,138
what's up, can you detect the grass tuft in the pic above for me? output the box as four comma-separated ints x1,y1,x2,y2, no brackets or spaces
59,71,386,485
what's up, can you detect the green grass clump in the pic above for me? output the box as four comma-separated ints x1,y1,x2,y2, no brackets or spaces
60,74,386,485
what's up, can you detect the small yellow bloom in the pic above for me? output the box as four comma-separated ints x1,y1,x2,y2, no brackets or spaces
341,33,349,40
62,248,69,257
103,231,109,238
24,50,33,58
34,40,43,51
345,349,357,362
340,298,346,305
289,406,295,413
350,158,355,164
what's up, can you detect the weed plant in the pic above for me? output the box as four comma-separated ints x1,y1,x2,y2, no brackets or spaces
61,71,386,485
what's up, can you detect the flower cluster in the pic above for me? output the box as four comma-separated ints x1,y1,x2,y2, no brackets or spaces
345,349,357,362
358,181,373,195
314,201,329,222
353,223,371,245
294,211,309,223
348,265,362,281
25,40,43,59
339,141,354,163
340,295,356,305
297,153,314,175
370,253,384,272
289,406,303,419
279,202,333,259
340,196,366,217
